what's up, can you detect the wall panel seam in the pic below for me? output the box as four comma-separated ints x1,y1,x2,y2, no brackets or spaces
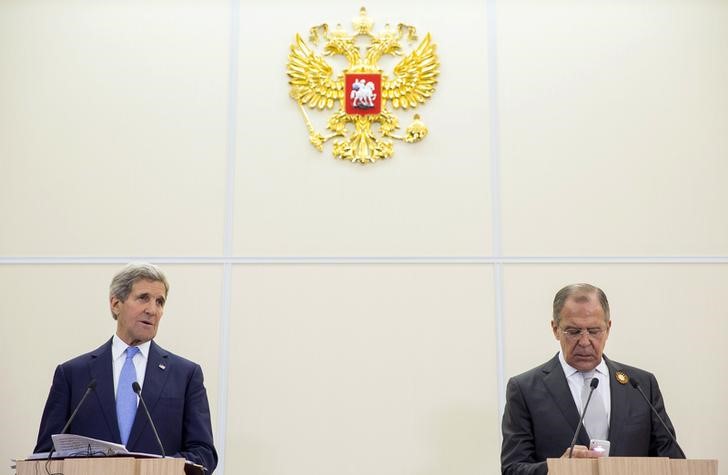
215,0,242,473
3,256,728,264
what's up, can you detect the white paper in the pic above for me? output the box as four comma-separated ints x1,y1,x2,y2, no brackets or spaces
51,434,129,457
24,434,164,462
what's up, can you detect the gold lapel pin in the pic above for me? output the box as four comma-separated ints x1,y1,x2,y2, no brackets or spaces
615,371,629,385
158,364,166,370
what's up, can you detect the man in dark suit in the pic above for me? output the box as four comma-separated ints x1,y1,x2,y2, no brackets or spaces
35,263,218,473
501,283,683,475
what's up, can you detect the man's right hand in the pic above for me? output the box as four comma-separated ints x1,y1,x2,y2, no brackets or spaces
561,445,602,458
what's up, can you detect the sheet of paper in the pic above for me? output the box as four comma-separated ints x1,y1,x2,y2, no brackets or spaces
51,434,128,457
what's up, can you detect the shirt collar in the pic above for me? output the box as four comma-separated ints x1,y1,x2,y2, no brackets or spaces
112,334,151,360
558,351,608,379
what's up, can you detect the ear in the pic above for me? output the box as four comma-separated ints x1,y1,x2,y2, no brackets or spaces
551,320,560,340
110,296,121,319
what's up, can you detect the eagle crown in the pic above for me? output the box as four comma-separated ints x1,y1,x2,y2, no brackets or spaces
309,8,417,71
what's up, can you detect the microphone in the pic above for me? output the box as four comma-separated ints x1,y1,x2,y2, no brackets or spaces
59,379,97,435
132,382,166,457
568,377,599,458
45,379,97,472
629,377,686,458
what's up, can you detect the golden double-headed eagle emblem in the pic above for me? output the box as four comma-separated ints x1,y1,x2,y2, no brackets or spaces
287,7,440,164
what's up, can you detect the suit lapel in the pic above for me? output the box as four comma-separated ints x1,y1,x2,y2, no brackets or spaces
87,339,122,444
127,341,170,451
542,354,590,446
604,356,629,454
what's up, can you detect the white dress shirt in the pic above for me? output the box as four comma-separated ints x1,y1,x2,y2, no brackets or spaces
112,334,151,402
558,351,611,422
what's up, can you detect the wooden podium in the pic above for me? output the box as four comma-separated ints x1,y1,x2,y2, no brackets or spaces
15,457,203,475
547,457,718,475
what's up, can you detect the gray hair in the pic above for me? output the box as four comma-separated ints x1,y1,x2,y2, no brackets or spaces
109,262,169,319
552,283,610,325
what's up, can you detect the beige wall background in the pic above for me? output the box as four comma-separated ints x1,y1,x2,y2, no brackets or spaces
1,1,726,474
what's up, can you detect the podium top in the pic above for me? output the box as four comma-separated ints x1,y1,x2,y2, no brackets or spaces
546,457,718,475
15,456,205,475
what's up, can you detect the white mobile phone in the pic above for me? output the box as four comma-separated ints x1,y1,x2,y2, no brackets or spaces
589,439,611,456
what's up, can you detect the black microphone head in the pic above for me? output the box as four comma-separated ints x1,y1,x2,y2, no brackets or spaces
630,378,640,389
88,379,97,390
132,381,142,394
590,377,599,389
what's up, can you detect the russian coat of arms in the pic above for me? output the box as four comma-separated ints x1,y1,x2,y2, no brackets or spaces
287,8,440,164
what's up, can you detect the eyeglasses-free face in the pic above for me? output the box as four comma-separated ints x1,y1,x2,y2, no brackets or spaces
551,292,611,372
112,279,166,347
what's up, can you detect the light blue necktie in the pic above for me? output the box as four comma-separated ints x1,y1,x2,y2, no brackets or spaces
116,346,140,446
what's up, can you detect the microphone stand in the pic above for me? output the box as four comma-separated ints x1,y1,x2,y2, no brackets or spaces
568,377,599,458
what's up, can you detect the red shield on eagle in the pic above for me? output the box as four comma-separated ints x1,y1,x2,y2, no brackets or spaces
345,73,382,115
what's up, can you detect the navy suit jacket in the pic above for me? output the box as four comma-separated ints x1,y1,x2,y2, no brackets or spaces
35,339,218,473
501,354,683,475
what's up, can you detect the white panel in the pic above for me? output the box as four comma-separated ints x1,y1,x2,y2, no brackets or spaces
0,1,229,256
226,265,498,475
503,264,728,467
498,0,728,256
234,0,491,257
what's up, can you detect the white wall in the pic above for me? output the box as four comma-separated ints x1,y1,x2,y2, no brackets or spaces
1,1,726,474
